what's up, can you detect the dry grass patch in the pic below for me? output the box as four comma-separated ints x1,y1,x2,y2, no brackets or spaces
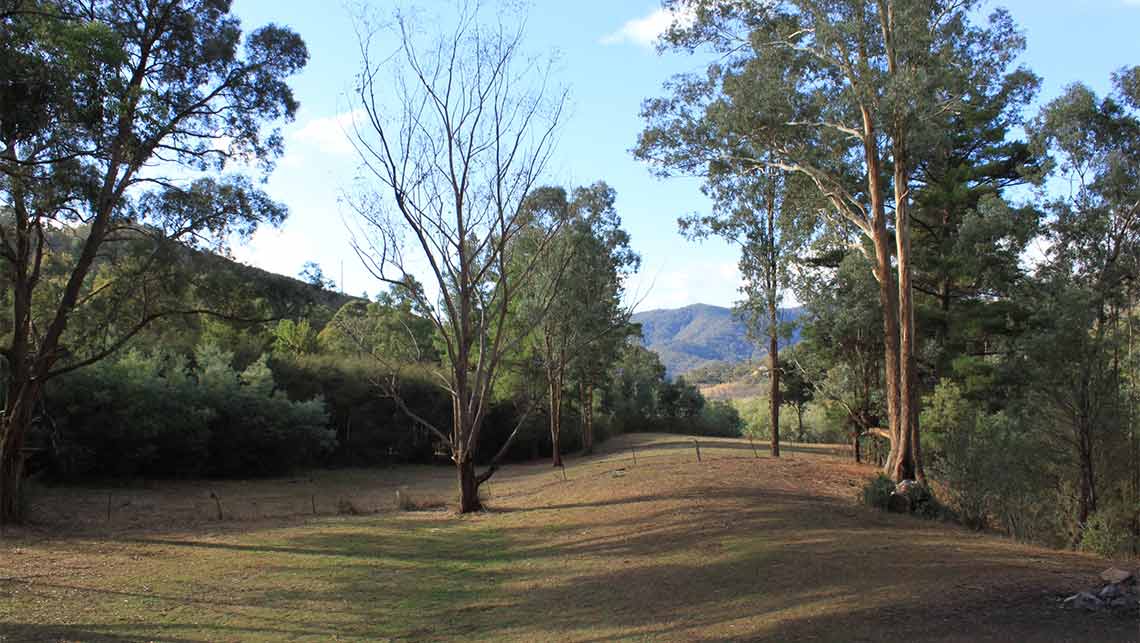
2,433,1136,641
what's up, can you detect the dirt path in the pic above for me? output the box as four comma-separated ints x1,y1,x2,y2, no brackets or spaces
1,434,1136,641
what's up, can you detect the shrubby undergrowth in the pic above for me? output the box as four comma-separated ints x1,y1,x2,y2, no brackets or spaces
41,347,333,480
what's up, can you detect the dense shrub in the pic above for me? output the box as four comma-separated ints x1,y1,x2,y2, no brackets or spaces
46,352,212,479
903,483,948,521
272,354,559,466
41,348,333,480
271,355,444,465
694,401,744,437
862,474,895,510
1080,507,1135,557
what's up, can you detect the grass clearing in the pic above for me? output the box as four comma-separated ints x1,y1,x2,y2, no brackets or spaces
2,433,1137,641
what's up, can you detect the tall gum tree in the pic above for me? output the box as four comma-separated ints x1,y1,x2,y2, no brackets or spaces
679,168,814,457
0,0,307,524
638,0,1028,481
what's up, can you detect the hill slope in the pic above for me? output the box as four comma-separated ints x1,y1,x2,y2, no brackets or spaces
632,303,802,376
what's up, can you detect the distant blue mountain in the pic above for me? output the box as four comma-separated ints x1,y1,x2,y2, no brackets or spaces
631,303,803,376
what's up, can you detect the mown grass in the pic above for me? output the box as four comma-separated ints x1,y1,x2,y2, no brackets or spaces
3,517,518,641
2,433,1137,642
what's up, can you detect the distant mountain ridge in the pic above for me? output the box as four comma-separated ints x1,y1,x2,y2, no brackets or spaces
631,303,803,376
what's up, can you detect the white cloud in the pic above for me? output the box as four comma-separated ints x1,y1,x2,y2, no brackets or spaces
627,260,743,312
231,225,316,279
291,109,365,156
601,5,696,48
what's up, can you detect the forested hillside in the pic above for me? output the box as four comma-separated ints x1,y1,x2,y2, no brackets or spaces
632,303,802,375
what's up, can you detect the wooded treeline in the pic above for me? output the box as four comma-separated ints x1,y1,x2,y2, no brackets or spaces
0,0,748,524
638,0,1139,552
3,0,1138,558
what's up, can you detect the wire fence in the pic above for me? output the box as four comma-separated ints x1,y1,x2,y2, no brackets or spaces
18,437,856,532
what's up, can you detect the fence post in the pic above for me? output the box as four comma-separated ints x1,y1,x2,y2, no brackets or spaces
210,490,223,520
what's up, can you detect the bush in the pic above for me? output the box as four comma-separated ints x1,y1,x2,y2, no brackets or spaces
46,352,213,479
1080,508,1134,558
271,355,443,465
41,347,334,480
903,483,947,521
862,474,896,510
694,401,744,437
924,382,1029,531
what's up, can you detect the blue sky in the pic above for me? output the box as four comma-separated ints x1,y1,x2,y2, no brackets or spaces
227,0,1139,312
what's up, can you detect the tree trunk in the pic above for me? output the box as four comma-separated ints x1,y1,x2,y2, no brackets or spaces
0,426,27,525
1074,414,1097,546
796,406,805,443
861,106,904,482
769,329,780,458
767,182,781,458
0,384,38,526
892,146,923,483
549,376,563,467
853,432,861,464
580,381,594,454
871,217,904,478
456,456,482,513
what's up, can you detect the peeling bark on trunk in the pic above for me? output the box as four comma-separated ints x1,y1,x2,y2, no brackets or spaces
891,148,922,483
860,106,905,482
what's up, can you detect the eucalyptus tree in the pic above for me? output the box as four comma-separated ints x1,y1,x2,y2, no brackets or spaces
564,184,639,454
0,0,306,523
516,182,638,464
1027,67,1140,542
348,4,566,512
638,0,1028,481
778,348,814,443
679,168,813,457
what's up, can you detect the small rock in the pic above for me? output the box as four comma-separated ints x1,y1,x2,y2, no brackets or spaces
1099,583,1123,600
1062,592,1105,611
1109,596,1136,610
1100,568,1135,585
895,480,919,495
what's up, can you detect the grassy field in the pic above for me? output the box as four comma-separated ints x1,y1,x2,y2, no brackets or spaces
1,434,1136,642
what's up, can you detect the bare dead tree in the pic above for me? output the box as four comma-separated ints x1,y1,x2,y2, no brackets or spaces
348,3,567,513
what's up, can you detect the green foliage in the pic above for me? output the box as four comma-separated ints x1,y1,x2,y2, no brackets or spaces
42,348,333,480
47,352,213,479
1080,507,1135,558
695,401,744,438
273,319,319,356
657,377,704,419
318,295,439,363
270,355,444,466
862,474,896,511
903,484,947,521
